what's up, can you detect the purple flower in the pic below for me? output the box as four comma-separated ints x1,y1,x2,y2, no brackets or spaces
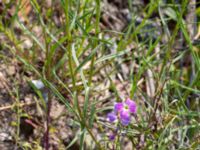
109,133,116,141
114,98,137,126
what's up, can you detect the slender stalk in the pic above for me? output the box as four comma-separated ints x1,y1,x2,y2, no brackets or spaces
88,0,100,86
44,93,51,150
44,11,52,150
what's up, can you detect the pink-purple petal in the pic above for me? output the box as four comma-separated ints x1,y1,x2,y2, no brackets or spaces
120,110,131,126
125,99,137,114
107,112,117,123
114,102,124,113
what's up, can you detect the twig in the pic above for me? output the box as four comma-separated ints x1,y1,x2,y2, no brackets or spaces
185,0,196,81
185,0,197,107
146,69,155,98
0,101,35,111
146,43,159,98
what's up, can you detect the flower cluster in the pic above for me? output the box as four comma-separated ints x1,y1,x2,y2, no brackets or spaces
107,98,137,126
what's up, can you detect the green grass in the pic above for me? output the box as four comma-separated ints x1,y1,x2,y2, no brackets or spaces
0,0,200,149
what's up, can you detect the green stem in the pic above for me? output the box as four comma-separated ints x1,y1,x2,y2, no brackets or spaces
88,0,100,86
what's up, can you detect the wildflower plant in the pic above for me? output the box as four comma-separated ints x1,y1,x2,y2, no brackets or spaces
107,98,137,141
